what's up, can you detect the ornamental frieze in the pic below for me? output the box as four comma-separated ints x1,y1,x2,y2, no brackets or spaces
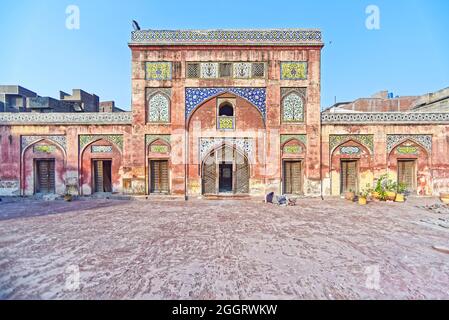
79,135,123,152
329,135,374,154
0,112,132,125
199,138,254,162
322,112,449,124
387,135,432,154
131,29,323,46
146,135,171,147
21,135,67,152
280,135,307,146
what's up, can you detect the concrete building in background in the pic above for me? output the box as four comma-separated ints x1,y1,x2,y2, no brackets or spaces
59,89,100,112
0,86,37,112
1,86,123,113
325,87,449,113
0,28,448,198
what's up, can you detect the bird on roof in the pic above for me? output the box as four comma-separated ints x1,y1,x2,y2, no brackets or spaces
132,20,141,31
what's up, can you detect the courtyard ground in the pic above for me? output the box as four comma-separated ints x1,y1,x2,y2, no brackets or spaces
0,197,448,300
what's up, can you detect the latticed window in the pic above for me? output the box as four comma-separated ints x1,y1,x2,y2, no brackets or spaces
187,63,200,78
282,93,304,122
148,93,170,123
252,63,265,78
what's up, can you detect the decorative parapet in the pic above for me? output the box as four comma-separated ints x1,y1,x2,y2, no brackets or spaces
0,112,132,125
130,29,323,46
322,112,449,124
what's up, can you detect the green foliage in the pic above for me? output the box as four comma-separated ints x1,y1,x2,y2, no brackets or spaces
397,182,408,194
359,183,373,199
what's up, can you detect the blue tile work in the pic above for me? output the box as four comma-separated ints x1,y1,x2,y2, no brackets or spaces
185,88,266,119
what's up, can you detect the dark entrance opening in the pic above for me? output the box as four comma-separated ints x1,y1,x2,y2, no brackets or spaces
219,163,233,193
150,160,169,194
93,160,112,193
340,160,358,194
35,159,55,194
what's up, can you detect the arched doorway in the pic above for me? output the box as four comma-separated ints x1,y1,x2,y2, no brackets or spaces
388,139,430,195
202,145,250,195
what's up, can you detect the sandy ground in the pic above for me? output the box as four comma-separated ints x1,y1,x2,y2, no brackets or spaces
0,197,448,300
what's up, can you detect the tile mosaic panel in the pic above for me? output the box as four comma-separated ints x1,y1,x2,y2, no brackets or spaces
329,135,374,154
185,87,266,119
281,62,307,80
146,62,172,80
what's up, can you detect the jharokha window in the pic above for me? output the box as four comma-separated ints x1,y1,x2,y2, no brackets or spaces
147,89,171,123
217,100,235,130
281,88,306,123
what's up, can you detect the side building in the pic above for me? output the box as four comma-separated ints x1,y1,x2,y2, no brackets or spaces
321,89,449,196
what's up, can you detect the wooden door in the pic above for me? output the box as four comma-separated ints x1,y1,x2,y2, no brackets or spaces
283,161,303,195
235,152,250,194
36,160,55,194
150,160,169,194
341,160,358,194
398,160,416,192
202,152,216,195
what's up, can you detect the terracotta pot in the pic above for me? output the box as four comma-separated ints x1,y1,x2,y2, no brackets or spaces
358,197,367,205
440,192,449,204
440,193,449,204
395,194,405,203
345,192,356,201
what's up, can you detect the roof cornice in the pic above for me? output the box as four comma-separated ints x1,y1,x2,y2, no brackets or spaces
129,29,323,46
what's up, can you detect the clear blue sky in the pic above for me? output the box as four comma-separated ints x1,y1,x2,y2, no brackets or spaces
0,0,448,110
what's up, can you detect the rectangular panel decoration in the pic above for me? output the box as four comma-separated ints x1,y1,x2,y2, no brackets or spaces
91,146,113,153
281,62,308,80
146,62,172,80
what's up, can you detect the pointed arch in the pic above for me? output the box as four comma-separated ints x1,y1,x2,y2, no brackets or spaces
21,138,67,196
331,139,372,157
186,88,266,127
388,138,429,158
201,143,250,195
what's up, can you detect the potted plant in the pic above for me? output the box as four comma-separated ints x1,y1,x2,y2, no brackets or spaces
385,179,397,201
358,187,372,205
373,174,387,200
64,192,73,202
440,193,449,205
395,182,407,202
345,189,356,202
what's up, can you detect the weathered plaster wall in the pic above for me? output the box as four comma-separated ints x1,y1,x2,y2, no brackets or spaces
0,125,132,196
322,124,449,196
